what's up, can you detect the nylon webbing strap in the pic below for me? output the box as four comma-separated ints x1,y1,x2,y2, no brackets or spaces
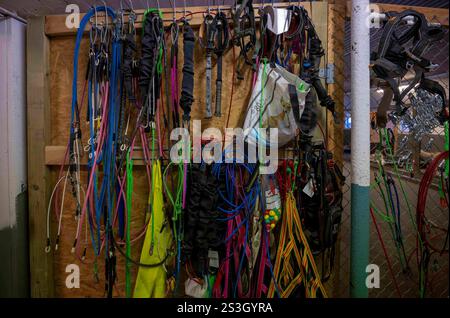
204,14,214,118
213,12,229,117
180,21,195,124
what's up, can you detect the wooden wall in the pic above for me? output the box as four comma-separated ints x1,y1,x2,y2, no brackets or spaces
28,1,345,297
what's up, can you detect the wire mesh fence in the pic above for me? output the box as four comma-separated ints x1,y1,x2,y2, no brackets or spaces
333,4,449,298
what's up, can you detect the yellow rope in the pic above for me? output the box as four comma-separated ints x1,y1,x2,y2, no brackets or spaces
268,192,327,298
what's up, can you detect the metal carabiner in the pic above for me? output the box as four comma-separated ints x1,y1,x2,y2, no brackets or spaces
89,5,99,44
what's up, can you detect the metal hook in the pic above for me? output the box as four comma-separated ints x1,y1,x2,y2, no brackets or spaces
89,4,99,44
126,0,134,11
90,3,98,27
170,0,177,22
101,0,108,32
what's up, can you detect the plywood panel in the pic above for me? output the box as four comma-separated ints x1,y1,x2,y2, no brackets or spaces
47,27,254,299
40,1,344,298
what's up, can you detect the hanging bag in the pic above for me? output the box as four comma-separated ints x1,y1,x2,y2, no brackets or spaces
243,63,310,148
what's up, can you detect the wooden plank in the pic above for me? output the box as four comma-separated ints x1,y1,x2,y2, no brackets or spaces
327,2,346,167
346,2,449,26
44,3,314,37
41,1,339,297
310,1,330,144
45,145,147,165
27,16,54,297
326,1,346,298
45,2,449,37
306,1,337,297
45,6,207,36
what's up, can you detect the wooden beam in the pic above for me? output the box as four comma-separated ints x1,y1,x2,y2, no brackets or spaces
346,2,449,26
27,17,54,297
44,3,315,37
45,146,146,166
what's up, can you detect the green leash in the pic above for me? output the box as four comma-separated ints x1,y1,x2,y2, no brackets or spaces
260,59,268,130
445,121,449,177
125,150,133,297
381,128,424,247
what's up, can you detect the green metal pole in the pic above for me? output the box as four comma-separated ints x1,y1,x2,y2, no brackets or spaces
350,185,370,297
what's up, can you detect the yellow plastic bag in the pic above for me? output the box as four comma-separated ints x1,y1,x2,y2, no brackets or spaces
134,160,172,298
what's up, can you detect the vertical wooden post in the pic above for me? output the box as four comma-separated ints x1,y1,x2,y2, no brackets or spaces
27,16,54,297
311,1,330,144
327,0,347,298
327,1,346,168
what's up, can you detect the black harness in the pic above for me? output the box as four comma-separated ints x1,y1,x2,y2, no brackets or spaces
232,0,257,80
371,10,446,127
297,138,345,282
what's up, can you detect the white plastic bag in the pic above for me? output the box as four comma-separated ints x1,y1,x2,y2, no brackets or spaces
243,63,309,148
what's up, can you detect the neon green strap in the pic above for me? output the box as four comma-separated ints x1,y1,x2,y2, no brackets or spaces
125,150,133,297
445,121,449,177
259,59,268,130
381,128,423,247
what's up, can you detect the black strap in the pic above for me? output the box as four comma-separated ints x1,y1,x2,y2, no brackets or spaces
307,37,336,120
213,12,229,117
180,21,195,124
122,33,137,102
204,14,215,118
233,0,256,80
288,84,301,126
170,21,181,128
139,12,163,122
